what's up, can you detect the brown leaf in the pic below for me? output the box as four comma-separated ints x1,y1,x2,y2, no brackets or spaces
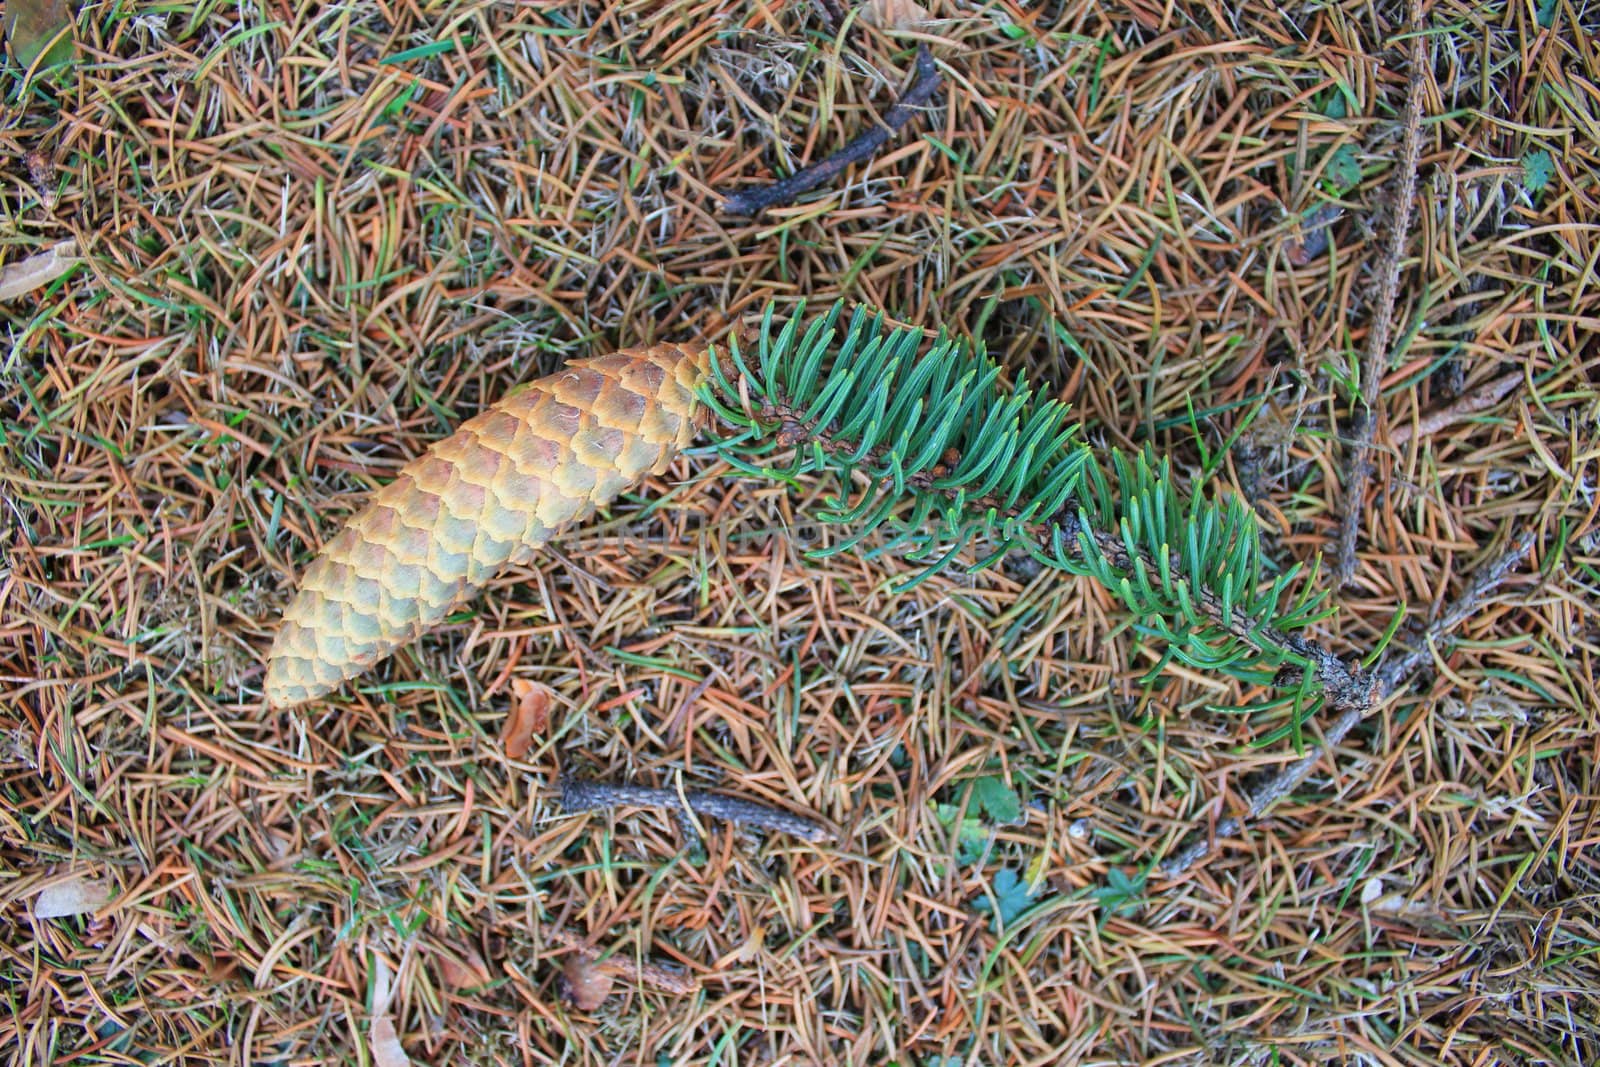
860,0,934,31
23,150,57,210
1286,203,1345,265
546,926,699,996
559,955,614,1012
4,0,77,70
434,944,491,990
504,679,553,759
713,923,767,969
0,239,79,302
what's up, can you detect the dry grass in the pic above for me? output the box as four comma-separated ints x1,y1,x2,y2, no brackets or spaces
1,0,1597,1064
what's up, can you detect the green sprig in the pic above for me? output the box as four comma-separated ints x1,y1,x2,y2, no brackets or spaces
699,301,1334,699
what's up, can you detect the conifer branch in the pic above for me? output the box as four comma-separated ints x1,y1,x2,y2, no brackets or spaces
750,391,1372,713
698,302,1348,716
696,303,1536,873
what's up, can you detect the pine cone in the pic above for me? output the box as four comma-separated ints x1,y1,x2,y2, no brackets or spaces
265,344,709,708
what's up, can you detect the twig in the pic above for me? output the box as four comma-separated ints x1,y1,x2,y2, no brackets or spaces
545,926,699,996
1334,6,1430,585
722,44,942,216
559,775,836,844
1371,529,1539,694
1159,705,1366,879
1388,370,1522,448
1162,530,1537,876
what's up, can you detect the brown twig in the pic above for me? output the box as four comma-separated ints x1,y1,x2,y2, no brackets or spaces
1371,529,1539,694
544,926,699,996
1334,7,1430,585
1162,530,1537,876
559,776,836,844
1388,370,1522,448
722,44,942,216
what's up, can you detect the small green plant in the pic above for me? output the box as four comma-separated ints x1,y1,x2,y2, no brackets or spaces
1089,866,1148,919
929,775,1024,870
931,801,992,866
971,775,1023,825
973,867,1037,932
1522,148,1555,200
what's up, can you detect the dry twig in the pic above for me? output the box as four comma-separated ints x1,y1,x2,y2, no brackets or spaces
722,44,942,215
1335,6,1430,584
560,776,836,844
1388,370,1522,447
1162,530,1538,876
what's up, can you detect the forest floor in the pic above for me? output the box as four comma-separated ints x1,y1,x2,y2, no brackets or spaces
1,1,1597,1064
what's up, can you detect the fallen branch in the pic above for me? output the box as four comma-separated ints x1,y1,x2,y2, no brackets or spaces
704,311,1546,879
1162,529,1537,876
722,44,942,216
1335,7,1430,584
1388,370,1522,448
560,775,836,845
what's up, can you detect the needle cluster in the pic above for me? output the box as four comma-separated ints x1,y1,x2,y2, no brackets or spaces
699,303,1338,711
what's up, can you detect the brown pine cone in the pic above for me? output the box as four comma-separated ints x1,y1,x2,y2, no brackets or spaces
264,344,709,709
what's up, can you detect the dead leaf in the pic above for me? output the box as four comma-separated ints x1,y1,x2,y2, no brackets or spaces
32,874,112,919
263,827,300,866
504,679,553,759
1359,876,1434,919
559,954,614,1011
2,728,38,769
434,944,490,990
860,0,934,31
546,926,699,996
25,150,58,210
369,1016,409,1067
4,0,77,70
712,924,767,969
0,239,79,302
